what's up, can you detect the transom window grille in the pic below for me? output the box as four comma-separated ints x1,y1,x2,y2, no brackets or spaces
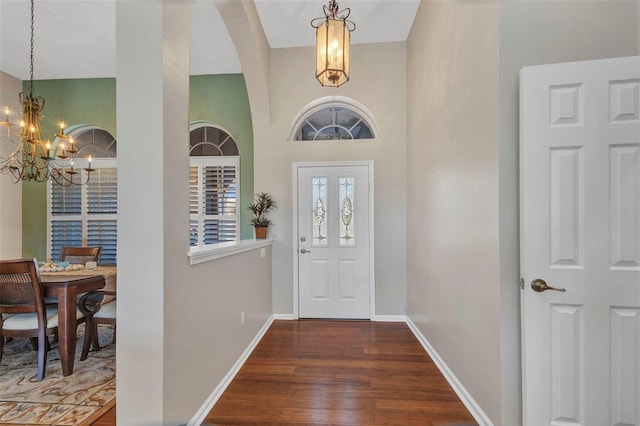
48,126,117,265
291,98,377,141
189,124,240,249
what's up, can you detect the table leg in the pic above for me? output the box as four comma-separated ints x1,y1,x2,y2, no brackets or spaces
57,288,77,376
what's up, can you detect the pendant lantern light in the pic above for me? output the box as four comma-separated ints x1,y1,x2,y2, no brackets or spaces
311,0,356,88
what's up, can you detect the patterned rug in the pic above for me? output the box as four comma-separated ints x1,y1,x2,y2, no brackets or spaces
0,326,116,425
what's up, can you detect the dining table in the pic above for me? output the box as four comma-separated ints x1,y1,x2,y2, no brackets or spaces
40,266,117,376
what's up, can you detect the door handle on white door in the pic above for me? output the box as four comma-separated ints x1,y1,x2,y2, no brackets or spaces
299,248,311,254
531,278,566,293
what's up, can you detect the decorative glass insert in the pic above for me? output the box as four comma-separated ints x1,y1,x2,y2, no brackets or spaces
312,177,328,246
339,176,355,246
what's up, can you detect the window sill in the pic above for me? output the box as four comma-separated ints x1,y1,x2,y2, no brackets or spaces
188,239,272,265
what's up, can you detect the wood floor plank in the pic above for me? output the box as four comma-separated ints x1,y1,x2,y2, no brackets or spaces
89,403,116,425
205,320,477,425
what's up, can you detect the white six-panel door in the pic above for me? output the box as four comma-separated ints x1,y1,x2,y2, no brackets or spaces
520,56,640,425
296,164,372,319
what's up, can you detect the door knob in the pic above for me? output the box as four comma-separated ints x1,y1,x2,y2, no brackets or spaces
300,248,311,254
531,278,566,293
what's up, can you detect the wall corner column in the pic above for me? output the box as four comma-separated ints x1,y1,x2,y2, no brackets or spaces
115,0,190,422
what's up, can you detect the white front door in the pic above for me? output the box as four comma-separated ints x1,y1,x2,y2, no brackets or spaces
296,163,372,319
520,56,640,425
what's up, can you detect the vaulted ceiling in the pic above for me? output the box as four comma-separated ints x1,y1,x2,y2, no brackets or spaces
0,0,420,81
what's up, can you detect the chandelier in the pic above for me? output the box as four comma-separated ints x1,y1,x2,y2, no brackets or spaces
0,0,93,186
311,0,356,88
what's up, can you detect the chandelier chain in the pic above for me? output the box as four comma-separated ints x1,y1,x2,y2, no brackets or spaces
29,0,35,94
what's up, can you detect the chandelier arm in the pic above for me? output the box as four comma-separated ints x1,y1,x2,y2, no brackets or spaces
49,166,91,187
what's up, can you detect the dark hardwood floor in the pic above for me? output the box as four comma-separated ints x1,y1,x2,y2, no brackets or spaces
90,405,116,425
91,320,476,425
205,320,476,425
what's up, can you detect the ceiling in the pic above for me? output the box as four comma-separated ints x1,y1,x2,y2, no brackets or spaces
0,0,420,81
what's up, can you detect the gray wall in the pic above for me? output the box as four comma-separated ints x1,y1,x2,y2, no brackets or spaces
407,0,639,424
407,1,501,422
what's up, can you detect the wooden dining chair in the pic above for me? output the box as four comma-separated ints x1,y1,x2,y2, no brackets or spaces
0,258,83,380
60,246,102,264
44,246,102,308
78,290,116,360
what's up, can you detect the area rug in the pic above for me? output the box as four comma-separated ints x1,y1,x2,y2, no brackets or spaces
0,327,115,425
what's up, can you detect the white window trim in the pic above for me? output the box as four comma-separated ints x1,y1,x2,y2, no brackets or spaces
189,156,240,252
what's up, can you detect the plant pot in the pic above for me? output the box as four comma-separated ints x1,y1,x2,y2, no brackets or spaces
254,226,268,239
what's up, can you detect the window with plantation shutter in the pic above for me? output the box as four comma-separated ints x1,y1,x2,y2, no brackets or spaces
189,123,240,251
47,126,117,264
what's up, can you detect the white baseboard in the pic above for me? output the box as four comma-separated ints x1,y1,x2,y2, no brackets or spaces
188,315,275,426
273,313,295,320
374,315,407,322
405,317,493,426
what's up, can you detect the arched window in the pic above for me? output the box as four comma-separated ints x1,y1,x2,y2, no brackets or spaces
48,125,118,265
65,125,117,158
190,124,238,156
189,123,240,249
290,96,378,141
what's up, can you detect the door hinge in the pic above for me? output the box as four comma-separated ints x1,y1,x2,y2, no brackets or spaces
520,277,525,290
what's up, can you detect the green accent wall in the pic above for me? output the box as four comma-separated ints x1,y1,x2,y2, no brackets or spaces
22,74,254,259
22,78,116,260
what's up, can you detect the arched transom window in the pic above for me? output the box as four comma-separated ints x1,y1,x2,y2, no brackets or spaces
67,125,117,158
290,97,378,141
190,124,238,156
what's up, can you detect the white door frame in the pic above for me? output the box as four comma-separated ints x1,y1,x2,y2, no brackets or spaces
292,161,375,319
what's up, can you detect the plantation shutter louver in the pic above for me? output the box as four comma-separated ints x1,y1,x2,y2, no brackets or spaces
48,159,117,264
189,157,239,248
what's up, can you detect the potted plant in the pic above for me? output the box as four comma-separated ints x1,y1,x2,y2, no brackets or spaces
248,192,277,239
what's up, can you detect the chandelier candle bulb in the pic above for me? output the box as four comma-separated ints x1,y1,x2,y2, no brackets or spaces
57,121,67,138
